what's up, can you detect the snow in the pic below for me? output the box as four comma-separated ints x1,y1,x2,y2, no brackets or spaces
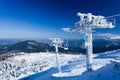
28,41,38,46
0,50,120,80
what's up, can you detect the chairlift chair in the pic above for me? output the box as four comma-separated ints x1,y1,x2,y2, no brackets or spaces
64,39,69,50
64,46,68,50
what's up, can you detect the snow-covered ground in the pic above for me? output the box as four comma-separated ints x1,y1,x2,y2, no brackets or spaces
0,50,120,80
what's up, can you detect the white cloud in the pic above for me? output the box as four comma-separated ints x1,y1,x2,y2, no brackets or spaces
93,33,120,39
62,28,70,32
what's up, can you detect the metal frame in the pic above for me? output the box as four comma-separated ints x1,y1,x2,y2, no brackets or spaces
63,12,115,71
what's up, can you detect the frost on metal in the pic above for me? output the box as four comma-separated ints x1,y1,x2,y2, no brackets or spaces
76,12,115,29
63,12,115,71
49,38,63,73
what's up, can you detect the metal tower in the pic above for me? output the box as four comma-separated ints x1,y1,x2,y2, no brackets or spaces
49,38,64,73
63,12,115,71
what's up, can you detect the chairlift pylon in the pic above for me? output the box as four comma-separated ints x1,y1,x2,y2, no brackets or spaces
63,12,115,71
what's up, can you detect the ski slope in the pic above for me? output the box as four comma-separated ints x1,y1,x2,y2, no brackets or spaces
0,50,120,80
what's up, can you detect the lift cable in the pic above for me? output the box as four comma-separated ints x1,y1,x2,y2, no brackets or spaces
106,14,120,18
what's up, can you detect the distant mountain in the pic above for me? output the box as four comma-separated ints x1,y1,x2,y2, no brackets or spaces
0,39,120,54
93,39,120,53
5,40,49,53
67,39,120,53
0,38,23,45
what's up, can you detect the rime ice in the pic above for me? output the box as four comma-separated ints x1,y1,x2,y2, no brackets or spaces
63,12,115,71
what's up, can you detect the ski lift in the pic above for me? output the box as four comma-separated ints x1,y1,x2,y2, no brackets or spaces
63,12,115,71
64,39,69,50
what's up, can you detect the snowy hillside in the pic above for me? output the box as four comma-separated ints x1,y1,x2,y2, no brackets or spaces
0,50,120,80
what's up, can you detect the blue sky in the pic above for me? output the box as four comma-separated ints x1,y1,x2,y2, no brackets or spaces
0,0,120,39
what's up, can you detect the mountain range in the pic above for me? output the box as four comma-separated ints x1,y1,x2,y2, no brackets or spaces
0,39,120,54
